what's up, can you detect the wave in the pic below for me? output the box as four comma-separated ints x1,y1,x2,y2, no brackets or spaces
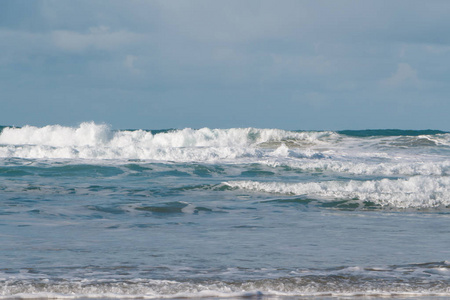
0,122,335,147
263,159,450,176
1,262,449,299
338,129,448,137
0,122,335,160
0,123,449,161
224,176,450,209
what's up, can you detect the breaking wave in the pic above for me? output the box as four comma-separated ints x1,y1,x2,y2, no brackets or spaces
224,176,450,209
1,262,449,299
0,122,336,160
0,122,449,162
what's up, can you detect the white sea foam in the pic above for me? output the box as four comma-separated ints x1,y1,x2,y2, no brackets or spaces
263,158,450,176
0,123,339,161
4,291,450,299
1,262,448,299
1,277,449,300
224,176,450,208
0,123,113,147
1,123,449,178
0,122,333,147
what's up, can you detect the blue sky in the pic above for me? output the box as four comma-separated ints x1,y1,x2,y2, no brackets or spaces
1,0,449,130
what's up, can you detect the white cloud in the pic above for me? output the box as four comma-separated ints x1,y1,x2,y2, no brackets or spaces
425,45,450,54
51,26,143,52
124,55,141,74
381,63,419,88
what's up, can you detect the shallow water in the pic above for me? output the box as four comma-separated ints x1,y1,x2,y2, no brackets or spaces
0,123,449,299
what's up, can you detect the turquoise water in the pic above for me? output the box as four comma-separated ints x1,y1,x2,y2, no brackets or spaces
0,123,449,299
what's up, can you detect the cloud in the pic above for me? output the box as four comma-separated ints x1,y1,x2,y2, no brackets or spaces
124,55,141,74
2,1,450,130
0,29,49,65
51,26,143,52
0,25,145,67
270,54,333,76
381,63,419,88
425,45,450,54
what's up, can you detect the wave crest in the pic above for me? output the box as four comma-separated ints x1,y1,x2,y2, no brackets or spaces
0,123,334,160
224,177,450,209
0,122,113,147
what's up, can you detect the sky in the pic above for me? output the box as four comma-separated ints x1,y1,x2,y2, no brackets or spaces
1,0,450,130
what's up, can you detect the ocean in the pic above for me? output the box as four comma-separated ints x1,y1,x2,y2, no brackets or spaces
0,122,449,299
